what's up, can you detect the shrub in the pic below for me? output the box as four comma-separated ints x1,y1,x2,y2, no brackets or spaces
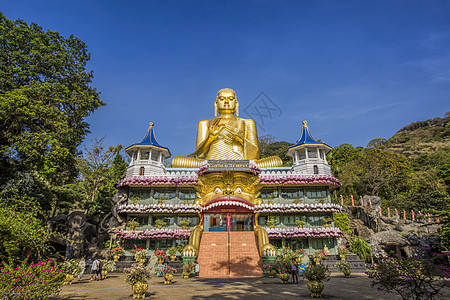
333,213,352,234
111,247,124,256
155,219,167,228
154,249,167,260
366,253,450,300
162,266,177,275
103,260,116,272
62,259,82,275
123,264,152,285
182,262,195,273
349,235,372,262
0,259,65,299
273,257,293,274
167,246,177,256
131,247,147,260
335,261,350,272
303,264,330,282
179,219,190,228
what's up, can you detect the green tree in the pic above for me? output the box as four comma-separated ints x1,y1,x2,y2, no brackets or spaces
77,137,126,215
333,213,352,234
259,137,294,166
0,13,104,212
0,196,52,262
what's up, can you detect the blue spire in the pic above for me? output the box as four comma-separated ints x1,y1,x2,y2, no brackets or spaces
288,120,331,150
127,122,170,151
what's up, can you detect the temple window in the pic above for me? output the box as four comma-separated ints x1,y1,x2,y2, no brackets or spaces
305,187,327,200
260,188,278,199
307,148,318,158
139,167,145,176
129,188,151,200
176,215,200,226
152,215,175,226
298,149,306,160
151,151,159,161
313,165,319,174
124,239,147,250
280,187,304,199
141,151,149,160
179,188,197,200
154,187,177,200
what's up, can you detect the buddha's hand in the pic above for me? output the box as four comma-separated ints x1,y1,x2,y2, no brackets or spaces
209,118,224,136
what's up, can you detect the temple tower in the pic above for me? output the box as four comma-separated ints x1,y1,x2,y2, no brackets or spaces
286,120,332,176
125,122,171,176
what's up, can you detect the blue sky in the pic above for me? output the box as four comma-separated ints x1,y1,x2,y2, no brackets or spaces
2,1,450,159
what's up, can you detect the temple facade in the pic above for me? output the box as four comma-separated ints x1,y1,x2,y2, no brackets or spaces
113,89,343,277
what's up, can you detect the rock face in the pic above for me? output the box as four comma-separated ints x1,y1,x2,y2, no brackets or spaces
345,197,442,259
47,211,99,259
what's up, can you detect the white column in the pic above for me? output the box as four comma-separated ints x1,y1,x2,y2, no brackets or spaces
317,148,320,160
137,149,141,161
294,151,298,164
149,148,153,163
159,152,162,164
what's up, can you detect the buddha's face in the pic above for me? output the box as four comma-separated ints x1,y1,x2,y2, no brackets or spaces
216,88,237,114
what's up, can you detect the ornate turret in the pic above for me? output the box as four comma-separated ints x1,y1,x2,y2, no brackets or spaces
125,122,171,176
286,120,332,175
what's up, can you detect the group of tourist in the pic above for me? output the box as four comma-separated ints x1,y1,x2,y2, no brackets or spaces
76,257,104,281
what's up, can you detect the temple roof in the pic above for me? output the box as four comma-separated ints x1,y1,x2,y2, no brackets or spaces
287,120,331,152
125,122,171,154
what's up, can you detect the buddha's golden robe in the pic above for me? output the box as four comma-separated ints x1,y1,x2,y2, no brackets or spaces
171,115,282,168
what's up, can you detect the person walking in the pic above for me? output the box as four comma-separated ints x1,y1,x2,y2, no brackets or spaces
290,259,298,284
90,257,99,281
98,258,104,280
78,257,86,280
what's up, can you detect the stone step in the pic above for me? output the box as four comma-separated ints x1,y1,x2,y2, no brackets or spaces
198,232,263,278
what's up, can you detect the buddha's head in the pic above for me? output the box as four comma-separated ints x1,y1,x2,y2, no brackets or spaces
215,88,238,116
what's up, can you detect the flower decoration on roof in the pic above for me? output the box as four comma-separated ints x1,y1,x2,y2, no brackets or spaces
254,203,343,213
266,227,344,238
117,176,198,187
114,228,191,240
117,203,202,214
259,175,340,186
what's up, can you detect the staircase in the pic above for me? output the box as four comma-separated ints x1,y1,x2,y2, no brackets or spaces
197,232,263,278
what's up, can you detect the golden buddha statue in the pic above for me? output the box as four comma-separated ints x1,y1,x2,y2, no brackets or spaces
171,88,283,168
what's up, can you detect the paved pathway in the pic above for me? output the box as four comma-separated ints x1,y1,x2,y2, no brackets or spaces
54,273,449,300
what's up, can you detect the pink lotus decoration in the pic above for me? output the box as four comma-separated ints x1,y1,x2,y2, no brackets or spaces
266,227,344,238
259,175,341,187
114,228,191,240
117,175,198,187
117,203,202,214
254,203,343,213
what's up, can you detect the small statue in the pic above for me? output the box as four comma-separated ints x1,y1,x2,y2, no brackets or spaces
323,245,330,255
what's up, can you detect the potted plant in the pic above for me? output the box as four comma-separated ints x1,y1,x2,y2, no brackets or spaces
155,219,167,229
335,261,351,278
168,246,177,261
337,245,349,260
154,249,167,264
266,217,277,229
273,257,292,284
62,259,82,284
127,218,139,231
303,264,330,298
102,260,116,279
295,220,306,228
179,219,190,229
293,249,306,264
312,250,325,265
162,266,177,284
182,261,196,278
124,264,153,299
131,247,148,265
111,247,125,261
263,261,276,278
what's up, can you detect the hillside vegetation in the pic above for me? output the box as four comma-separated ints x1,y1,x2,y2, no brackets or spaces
327,112,450,213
